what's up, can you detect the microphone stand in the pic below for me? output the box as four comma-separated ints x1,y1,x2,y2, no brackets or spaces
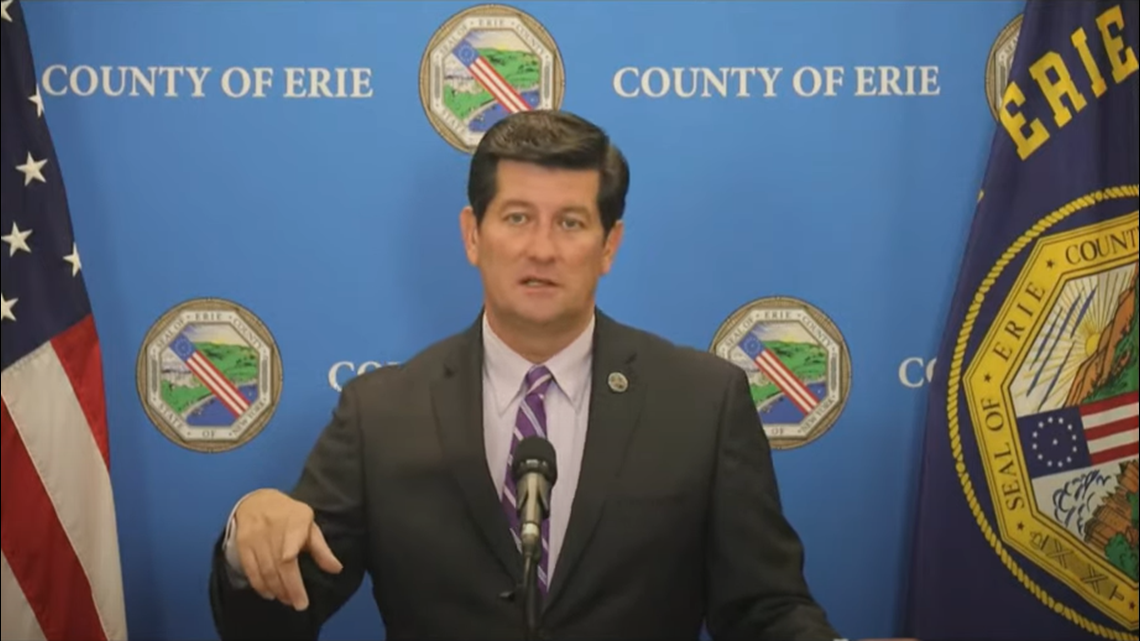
510,442,556,641
520,546,541,641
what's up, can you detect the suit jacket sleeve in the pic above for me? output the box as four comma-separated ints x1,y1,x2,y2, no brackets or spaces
208,377,371,640
704,367,842,641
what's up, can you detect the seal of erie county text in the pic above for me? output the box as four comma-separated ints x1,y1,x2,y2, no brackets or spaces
948,193,1138,637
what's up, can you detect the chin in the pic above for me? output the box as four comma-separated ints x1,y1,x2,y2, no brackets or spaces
501,304,568,328
514,310,565,327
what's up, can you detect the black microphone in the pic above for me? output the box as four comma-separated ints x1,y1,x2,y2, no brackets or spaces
511,436,558,563
510,436,557,640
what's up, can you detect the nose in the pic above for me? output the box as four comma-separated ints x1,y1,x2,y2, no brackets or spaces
525,223,557,261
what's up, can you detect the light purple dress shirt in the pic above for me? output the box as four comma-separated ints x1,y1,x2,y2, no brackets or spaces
224,314,595,587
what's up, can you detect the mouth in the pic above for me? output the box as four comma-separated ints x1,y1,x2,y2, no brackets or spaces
520,277,558,288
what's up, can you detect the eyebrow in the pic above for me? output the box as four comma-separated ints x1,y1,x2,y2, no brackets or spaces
499,200,591,215
498,199,535,211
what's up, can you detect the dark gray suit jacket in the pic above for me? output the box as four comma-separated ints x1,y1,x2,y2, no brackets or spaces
208,310,840,640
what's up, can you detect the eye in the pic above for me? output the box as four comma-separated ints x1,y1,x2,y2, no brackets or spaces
561,217,585,229
505,212,527,224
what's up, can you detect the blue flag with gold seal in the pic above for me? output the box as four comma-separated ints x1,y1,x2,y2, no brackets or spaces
905,1,1138,640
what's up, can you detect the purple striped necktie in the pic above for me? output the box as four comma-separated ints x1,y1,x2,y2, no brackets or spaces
501,365,554,593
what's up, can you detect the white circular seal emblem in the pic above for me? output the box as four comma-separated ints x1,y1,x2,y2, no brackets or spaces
986,13,1023,120
709,296,852,449
419,3,566,153
135,297,283,453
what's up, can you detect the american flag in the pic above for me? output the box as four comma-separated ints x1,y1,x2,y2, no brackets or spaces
451,38,535,114
1,1,128,640
736,332,820,415
1016,391,1139,480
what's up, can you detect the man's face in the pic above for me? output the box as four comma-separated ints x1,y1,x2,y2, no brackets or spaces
460,159,623,334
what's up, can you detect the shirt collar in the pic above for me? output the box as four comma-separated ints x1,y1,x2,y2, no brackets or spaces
483,312,595,416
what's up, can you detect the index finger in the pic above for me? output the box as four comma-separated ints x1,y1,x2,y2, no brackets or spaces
278,557,310,611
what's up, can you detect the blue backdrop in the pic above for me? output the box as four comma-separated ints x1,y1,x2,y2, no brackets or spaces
18,1,1026,638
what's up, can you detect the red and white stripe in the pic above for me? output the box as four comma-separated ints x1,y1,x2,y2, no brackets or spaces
184,348,249,417
1,315,128,641
1081,390,1139,465
751,350,820,414
465,54,531,114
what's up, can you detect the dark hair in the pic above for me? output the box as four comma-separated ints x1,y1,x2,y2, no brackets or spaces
466,110,630,234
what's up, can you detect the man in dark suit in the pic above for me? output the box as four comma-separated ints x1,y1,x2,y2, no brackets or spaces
208,110,841,640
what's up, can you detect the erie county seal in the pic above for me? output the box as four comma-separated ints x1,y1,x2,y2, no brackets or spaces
986,12,1023,120
135,298,283,453
950,194,1139,636
709,296,851,449
419,3,565,153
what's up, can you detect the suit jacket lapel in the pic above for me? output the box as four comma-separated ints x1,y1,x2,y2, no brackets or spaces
544,311,648,610
431,316,523,585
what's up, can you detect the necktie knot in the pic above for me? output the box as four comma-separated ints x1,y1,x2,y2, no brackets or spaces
525,365,553,396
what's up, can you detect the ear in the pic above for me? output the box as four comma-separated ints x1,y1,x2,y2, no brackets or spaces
600,220,624,275
459,206,479,266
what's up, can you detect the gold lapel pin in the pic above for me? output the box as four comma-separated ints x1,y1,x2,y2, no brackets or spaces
607,372,628,393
